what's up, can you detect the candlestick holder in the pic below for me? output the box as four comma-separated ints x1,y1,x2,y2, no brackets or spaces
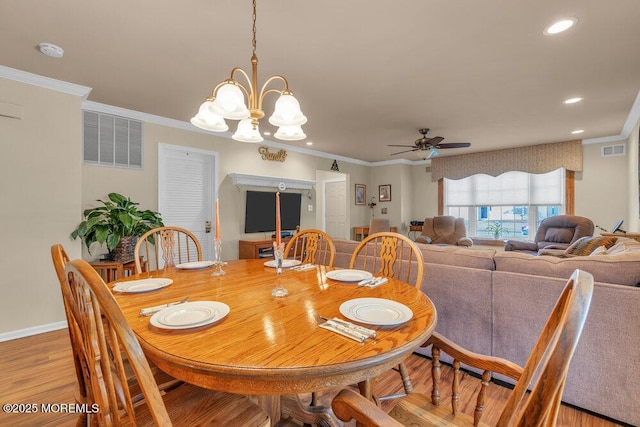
271,242,288,297
211,237,225,276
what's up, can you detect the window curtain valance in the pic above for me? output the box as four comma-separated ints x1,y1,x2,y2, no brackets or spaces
430,140,582,182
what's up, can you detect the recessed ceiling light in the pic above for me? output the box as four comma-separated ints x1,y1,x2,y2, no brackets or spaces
563,97,583,104
38,42,64,58
306,141,313,146
544,18,577,35
263,131,271,136
571,129,584,134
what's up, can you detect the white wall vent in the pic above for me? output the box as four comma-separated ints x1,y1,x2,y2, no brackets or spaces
83,111,143,168
601,144,625,157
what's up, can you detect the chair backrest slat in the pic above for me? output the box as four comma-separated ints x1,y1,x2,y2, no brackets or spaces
135,226,203,273
284,229,336,267
349,232,424,287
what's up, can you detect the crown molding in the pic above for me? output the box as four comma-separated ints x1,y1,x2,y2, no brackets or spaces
584,89,640,145
0,65,92,99
4,66,638,162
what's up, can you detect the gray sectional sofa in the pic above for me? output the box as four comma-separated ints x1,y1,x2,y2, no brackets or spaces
332,237,640,426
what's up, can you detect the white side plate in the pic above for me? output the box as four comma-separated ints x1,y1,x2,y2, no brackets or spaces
326,269,373,282
175,261,215,270
340,298,413,326
150,301,230,330
264,259,302,268
112,278,173,293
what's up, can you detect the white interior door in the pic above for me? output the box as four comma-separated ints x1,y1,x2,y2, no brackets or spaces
158,144,217,260
325,180,347,238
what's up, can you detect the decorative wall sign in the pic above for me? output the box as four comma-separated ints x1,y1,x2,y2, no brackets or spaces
331,159,339,171
355,184,366,205
259,146,287,162
379,184,391,202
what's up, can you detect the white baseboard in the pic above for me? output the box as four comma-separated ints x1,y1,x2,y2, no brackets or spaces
0,321,67,342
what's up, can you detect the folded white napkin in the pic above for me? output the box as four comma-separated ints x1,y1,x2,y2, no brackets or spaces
328,317,377,338
319,321,367,342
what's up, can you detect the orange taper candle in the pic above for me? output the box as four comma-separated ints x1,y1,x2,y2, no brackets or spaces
275,192,281,245
215,198,220,239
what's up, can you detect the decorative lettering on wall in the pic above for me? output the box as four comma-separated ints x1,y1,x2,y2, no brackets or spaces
258,146,287,162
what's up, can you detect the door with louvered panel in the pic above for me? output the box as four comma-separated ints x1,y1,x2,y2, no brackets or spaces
158,143,217,262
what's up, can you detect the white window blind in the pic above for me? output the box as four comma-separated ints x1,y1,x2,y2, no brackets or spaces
445,168,564,206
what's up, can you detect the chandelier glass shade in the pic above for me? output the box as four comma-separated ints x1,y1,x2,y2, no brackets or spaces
190,0,307,142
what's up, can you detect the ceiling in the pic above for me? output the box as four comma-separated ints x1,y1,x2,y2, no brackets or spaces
2,0,640,163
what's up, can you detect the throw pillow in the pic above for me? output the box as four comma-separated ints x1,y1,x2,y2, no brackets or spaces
589,245,608,256
564,236,618,256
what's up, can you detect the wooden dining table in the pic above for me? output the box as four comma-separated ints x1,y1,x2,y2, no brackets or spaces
112,259,437,425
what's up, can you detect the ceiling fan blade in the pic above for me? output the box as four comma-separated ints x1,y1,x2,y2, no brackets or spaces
387,144,416,148
435,142,471,149
390,148,418,155
427,136,445,145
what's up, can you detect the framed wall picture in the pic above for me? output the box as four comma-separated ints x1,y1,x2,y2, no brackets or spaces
355,184,366,205
379,184,391,202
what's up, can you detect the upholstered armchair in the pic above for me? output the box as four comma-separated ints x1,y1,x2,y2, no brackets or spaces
415,216,473,247
504,215,594,254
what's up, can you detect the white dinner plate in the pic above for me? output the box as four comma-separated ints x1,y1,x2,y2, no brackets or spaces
175,260,215,270
150,301,230,330
326,269,373,282
263,259,302,268
339,298,413,326
112,278,172,293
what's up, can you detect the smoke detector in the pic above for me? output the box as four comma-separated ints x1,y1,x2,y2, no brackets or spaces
38,42,64,58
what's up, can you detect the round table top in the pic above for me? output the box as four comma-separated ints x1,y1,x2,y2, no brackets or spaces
113,259,437,394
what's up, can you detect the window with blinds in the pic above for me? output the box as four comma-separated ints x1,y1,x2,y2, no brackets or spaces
83,111,143,168
445,168,565,239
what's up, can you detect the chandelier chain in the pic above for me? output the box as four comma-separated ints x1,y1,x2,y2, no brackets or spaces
252,0,257,56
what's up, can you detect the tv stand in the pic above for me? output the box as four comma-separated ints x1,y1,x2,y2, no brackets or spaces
239,237,293,259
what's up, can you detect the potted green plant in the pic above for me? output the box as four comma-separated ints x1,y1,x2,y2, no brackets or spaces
71,192,164,261
486,221,504,239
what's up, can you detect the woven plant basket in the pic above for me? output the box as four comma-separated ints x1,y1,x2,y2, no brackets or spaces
110,236,138,261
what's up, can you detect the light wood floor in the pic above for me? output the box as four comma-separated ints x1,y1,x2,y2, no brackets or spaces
0,328,627,426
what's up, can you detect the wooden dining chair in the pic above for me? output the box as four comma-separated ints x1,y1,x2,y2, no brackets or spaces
62,257,270,426
50,244,89,427
53,243,185,424
134,226,202,273
332,269,594,427
284,228,336,266
349,231,425,401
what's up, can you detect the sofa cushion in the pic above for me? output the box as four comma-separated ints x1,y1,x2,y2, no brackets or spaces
494,245,640,286
417,243,496,270
564,235,617,256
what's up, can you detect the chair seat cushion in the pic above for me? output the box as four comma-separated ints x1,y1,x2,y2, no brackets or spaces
389,393,489,427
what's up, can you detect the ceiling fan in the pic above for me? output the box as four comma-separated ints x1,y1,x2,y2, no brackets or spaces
389,128,471,159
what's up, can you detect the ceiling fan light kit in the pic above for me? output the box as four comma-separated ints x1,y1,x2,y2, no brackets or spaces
191,0,307,142
388,128,471,157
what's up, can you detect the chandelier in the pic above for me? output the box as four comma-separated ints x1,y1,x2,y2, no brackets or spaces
190,0,307,143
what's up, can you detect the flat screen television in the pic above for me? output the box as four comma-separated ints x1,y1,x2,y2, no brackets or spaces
244,190,302,233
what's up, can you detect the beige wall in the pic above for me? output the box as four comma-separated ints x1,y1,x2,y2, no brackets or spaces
0,78,83,334
1,72,637,336
576,140,630,232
